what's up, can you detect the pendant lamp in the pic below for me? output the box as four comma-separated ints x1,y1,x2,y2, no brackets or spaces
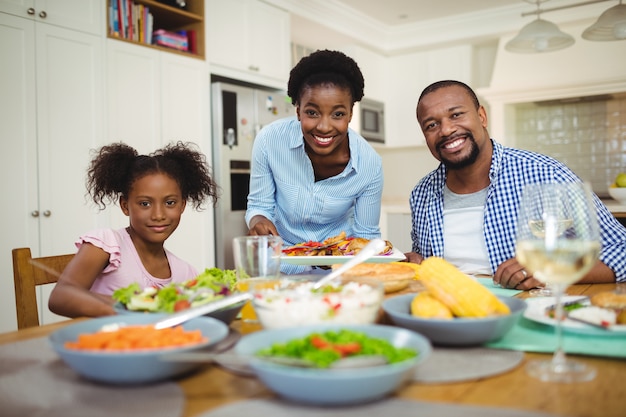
505,17,575,53
582,0,626,40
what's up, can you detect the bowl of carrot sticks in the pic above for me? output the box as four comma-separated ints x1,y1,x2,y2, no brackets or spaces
49,314,228,385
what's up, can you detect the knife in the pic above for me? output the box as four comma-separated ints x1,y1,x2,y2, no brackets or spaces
565,314,612,330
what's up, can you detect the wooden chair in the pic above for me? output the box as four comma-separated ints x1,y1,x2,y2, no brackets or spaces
12,247,74,329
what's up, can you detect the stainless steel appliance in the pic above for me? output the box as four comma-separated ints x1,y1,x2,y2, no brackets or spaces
211,81,293,269
358,97,385,143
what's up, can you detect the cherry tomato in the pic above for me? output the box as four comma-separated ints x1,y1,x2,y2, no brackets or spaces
173,299,191,311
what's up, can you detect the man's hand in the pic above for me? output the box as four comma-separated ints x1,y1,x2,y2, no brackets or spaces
493,258,541,290
404,251,424,264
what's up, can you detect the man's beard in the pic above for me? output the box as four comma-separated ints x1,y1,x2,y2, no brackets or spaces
437,135,479,170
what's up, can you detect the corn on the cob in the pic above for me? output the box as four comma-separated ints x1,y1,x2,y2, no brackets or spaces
411,291,453,319
417,257,510,318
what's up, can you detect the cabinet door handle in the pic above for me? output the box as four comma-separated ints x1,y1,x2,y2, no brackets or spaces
31,210,40,217
43,210,51,217
248,65,259,72
39,10,47,19
27,7,35,15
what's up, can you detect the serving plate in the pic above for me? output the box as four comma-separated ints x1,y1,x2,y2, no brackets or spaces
280,247,406,266
523,296,626,336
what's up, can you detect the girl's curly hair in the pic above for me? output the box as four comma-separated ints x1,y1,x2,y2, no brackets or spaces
287,49,364,105
86,141,220,211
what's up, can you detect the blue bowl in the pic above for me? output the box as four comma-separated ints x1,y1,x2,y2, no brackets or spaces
49,314,229,385
383,294,526,346
113,300,245,325
235,324,431,405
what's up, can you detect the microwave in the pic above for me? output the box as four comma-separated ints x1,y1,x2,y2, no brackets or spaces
358,98,385,143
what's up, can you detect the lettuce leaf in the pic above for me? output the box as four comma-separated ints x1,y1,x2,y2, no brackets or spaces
112,282,141,305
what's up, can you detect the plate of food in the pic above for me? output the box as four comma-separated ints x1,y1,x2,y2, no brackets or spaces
112,267,245,324
523,293,626,336
281,232,405,265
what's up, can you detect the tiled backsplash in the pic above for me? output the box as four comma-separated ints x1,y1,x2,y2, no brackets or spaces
514,92,626,197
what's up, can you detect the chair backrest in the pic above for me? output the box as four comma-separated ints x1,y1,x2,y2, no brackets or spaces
12,247,74,329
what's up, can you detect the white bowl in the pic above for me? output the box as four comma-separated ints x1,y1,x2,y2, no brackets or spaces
251,276,384,329
234,324,431,405
383,294,526,346
49,314,229,385
608,187,626,205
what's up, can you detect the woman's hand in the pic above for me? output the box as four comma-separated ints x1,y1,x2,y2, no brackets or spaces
493,258,542,290
248,215,279,236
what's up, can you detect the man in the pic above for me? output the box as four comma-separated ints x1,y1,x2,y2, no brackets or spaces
406,80,626,289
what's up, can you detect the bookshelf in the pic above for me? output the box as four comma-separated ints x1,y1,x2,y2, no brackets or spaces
107,0,205,60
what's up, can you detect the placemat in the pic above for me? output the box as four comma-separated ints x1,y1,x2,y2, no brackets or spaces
197,398,556,417
413,347,524,383
485,317,626,358
475,277,524,297
0,337,185,417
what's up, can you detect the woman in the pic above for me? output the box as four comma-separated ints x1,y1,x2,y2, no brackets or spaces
245,49,384,274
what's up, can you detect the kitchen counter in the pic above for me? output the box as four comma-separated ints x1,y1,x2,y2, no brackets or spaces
380,198,626,248
382,199,626,216
603,199,626,216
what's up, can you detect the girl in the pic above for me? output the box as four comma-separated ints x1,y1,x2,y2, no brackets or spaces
48,142,219,318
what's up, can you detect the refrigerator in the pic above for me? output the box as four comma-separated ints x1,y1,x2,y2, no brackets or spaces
211,81,294,269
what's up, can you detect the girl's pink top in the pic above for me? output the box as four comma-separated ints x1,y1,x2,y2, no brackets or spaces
78,228,199,295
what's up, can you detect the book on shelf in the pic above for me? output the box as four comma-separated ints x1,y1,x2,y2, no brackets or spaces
109,0,119,36
187,30,197,54
108,0,196,54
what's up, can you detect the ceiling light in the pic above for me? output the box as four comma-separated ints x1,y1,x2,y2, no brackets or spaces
506,0,575,53
582,1,626,40
505,18,575,53
507,0,626,54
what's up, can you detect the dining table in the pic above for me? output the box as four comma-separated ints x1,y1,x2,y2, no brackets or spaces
1,282,625,417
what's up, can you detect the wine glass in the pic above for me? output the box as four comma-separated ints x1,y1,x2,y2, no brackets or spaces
515,182,601,382
527,216,574,297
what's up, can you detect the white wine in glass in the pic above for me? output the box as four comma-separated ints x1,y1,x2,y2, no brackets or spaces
516,182,600,382
527,218,573,297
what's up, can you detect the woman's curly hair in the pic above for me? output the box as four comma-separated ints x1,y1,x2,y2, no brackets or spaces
86,141,220,211
287,49,365,105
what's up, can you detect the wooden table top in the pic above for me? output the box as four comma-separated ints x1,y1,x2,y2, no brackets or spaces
1,283,624,417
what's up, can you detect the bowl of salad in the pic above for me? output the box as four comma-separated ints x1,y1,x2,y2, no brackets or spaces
112,268,245,324
235,324,431,405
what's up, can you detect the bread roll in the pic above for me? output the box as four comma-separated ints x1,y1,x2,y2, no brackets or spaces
590,292,626,309
590,291,626,325
334,263,416,293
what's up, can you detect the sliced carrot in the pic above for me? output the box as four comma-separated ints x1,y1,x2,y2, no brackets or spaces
64,325,207,351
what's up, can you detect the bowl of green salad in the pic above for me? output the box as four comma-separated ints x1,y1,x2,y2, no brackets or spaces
234,324,432,405
112,268,245,325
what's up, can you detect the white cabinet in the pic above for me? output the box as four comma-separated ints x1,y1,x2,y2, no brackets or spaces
207,0,291,86
106,40,216,273
380,203,413,254
0,11,105,332
384,45,473,148
0,0,101,35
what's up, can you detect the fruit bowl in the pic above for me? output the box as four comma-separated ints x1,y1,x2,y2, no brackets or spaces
608,186,626,205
